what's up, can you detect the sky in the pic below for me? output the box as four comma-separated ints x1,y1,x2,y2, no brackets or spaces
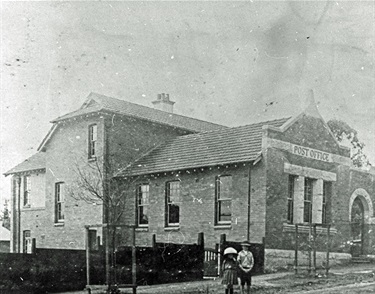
1,1,374,208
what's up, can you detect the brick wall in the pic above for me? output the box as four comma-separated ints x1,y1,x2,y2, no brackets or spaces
263,114,375,256
18,116,105,250
116,164,265,249
268,114,349,157
106,115,190,174
16,114,196,250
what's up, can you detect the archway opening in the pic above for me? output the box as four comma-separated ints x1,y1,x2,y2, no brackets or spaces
350,198,364,256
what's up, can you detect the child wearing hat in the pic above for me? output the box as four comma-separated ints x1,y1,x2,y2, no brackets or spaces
237,241,254,294
221,247,238,294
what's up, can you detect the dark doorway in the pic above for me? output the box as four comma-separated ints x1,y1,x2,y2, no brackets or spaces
350,197,364,256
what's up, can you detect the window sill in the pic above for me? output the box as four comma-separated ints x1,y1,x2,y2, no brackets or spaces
214,224,232,230
54,222,65,227
88,157,97,162
21,206,45,211
135,227,149,232
283,223,337,235
164,226,180,231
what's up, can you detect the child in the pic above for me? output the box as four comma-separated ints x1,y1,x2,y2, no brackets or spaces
237,241,254,294
221,247,238,294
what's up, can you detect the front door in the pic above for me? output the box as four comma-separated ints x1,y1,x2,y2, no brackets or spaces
350,198,364,256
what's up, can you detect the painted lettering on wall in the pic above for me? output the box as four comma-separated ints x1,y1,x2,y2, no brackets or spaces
292,144,332,162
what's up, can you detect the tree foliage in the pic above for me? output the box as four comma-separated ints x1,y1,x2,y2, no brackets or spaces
327,119,371,168
1,200,10,230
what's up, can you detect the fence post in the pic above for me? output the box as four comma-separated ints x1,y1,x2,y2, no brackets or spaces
313,224,317,276
326,225,330,276
198,232,204,279
105,225,110,289
152,234,156,248
198,232,204,247
308,223,312,274
31,238,36,254
294,224,298,275
97,236,101,250
85,226,90,286
218,234,226,277
132,226,136,294
151,234,157,284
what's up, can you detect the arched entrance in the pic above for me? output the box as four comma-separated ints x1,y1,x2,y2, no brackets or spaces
350,198,364,256
349,188,373,256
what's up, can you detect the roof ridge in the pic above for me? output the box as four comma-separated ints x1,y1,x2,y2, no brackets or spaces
116,116,290,177
167,116,291,140
51,104,103,123
89,92,226,128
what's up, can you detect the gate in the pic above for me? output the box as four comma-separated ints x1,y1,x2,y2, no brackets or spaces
204,245,219,277
220,234,265,275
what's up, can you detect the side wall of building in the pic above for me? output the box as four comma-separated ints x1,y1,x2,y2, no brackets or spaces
17,117,107,250
263,114,375,258
106,115,190,174
118,164,265,249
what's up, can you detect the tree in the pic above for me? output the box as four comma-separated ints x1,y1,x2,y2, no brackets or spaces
1,199,10,230
68,156,125,225
67,155,138,287
327,119,372,168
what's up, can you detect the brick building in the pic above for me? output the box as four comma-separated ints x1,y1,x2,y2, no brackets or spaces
4,92,224,253
5,90,375,268
115,91,375,265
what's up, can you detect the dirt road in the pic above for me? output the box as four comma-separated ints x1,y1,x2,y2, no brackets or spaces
292,281,375,293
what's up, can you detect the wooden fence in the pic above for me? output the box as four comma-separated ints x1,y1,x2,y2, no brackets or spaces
114,232,205,285
203,234,265,278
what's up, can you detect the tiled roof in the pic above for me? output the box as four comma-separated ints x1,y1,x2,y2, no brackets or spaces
118,117,290,177
52,93,227,132
4,152,46,176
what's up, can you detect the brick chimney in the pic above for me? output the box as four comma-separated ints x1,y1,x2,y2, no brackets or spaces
152,93,175,113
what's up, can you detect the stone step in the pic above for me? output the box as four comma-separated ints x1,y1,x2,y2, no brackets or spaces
351,257,371,263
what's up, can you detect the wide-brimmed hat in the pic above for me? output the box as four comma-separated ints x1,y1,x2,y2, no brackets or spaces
240,240,251,247
223,247,237,255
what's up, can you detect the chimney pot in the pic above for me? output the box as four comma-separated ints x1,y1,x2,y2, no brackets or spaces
152,93,175,113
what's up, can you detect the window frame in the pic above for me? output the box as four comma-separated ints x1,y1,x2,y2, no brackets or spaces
165,181,181,227
137,183,150,227
287,175,296,224
88,124,98,159
215,175,233,225
322,181,331,224
303,178,314,224
55,182,65,223
23,176,31,207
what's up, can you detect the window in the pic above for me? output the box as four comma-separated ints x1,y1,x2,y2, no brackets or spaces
166,181,181,226
215,175,232,224
23,176,31,206
137,184,149,227
23,230,32,254
55,182,65,222
303,178,314,223
88,124,97,158
287,175,295,224
322,181,331,224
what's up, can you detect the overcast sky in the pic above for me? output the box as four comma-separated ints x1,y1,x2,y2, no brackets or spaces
1,1,374,207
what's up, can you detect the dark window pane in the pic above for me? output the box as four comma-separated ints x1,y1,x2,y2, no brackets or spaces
139,206,148,225
219,200,231,222
168,204,180,224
